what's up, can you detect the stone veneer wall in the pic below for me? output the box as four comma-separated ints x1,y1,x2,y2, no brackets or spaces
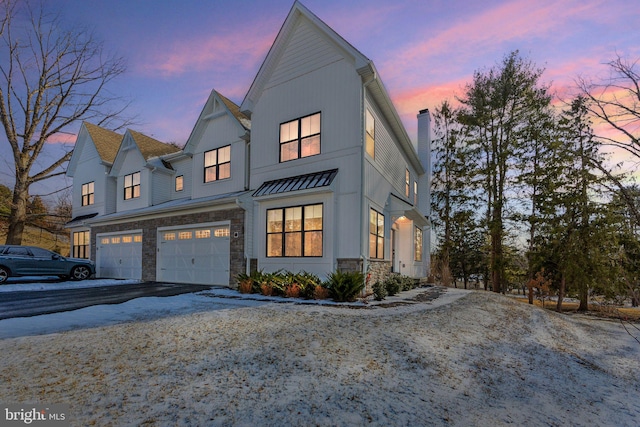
367,260,391,293
90,207,245,286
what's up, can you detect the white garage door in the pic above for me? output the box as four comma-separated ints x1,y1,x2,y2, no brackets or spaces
157,224,230,285
96,232,143,279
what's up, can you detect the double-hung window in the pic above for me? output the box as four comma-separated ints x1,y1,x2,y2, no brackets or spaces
73,231,90,259
81,182,94,206
124,172,140,200
280,112,321,162
204,145,231,182
369,209,384,259
267,204,323,257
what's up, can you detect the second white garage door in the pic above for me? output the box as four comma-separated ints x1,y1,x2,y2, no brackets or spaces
157,223,230,285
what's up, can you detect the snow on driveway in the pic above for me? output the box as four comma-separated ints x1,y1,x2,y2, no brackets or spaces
0,287,638,426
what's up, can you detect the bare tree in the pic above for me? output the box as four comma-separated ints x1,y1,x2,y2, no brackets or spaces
0,0,130,244
577,55,640,226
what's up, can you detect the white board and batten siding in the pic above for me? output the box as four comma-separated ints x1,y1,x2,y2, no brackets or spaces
156,222,231,286
96,230,143,280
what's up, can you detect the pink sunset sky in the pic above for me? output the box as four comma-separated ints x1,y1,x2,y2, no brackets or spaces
1,0,639,193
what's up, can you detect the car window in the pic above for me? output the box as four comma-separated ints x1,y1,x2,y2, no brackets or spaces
6,247,32,256
30,247,55,258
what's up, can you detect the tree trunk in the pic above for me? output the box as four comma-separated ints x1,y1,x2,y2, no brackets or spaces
556,274,566,313
578,286,589,311
5,179,29,245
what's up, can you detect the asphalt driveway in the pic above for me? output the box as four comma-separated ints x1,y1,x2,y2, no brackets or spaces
0,282,212,320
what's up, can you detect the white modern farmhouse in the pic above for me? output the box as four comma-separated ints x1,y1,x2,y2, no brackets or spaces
66,1,432,288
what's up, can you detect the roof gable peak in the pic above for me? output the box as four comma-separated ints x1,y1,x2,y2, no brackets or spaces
241,1,370,116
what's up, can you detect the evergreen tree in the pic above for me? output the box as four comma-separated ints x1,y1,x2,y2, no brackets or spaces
458,51,551,293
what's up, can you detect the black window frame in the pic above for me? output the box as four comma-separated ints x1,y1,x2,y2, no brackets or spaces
73,231,90,259
369,208,385,259
81,181,94,206
124,171,141,200
279,112,321,163
175,175,184,192
204,145,231,183
266,203,323,258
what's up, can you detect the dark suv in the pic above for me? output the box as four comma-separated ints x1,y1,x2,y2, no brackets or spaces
0,245,95,283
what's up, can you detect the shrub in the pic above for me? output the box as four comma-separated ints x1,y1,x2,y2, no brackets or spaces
297,271,322,299
325,270,365,302
372,281,387,301
285,283,301,298
384,275,402,296
314,285,330,300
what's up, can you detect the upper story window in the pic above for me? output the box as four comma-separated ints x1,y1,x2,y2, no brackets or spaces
369,208,384,259
204,145,231,182
280,112,321,162
124,172,140,200
405,169,410,198
81,182,94,206
267,203,323,257
175,175,184,192
366,109,375,158
414,181,418,205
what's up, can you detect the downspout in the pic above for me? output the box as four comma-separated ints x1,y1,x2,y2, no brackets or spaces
361,70,376,275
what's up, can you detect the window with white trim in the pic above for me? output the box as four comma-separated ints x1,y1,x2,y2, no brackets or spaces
204,145,231,182
73,231,90,258
124,172,140,200
369,209,384,259
81,182,94,206
280,112,321,162
267,204,323,257
366,109,375,158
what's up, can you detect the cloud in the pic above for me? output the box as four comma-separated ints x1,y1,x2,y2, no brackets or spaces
136,25,276,79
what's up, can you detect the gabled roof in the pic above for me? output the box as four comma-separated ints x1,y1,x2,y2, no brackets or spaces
241,1,370,116
240,1,424,174
67,122,123,178
182,89,250,155
84,122,122,164
128,130,180,160
217,91,251,131
109,129,180,176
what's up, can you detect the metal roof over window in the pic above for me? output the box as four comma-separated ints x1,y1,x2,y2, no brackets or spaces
253,169,338,197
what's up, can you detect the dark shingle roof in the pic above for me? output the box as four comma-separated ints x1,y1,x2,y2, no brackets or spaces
215,91,251,130
84,122,122,163
128,130,181,160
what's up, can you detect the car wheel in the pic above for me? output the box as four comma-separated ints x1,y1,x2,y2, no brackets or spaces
70,265,91,281
0,266,9,284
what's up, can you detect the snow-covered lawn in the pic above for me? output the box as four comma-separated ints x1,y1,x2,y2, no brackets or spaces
1,286,639,426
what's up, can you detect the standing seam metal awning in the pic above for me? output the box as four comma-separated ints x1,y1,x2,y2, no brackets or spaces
253,169,338,197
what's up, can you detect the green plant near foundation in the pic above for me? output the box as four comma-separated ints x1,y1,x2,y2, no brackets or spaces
372,281,387,301
325,270,365,302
